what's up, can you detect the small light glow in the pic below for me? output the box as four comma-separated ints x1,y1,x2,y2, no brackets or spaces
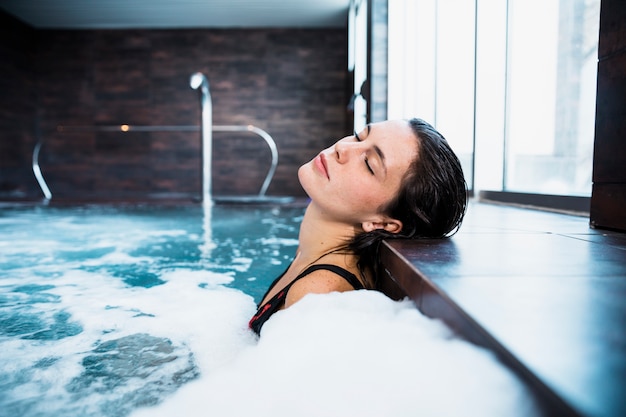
120,124,130,132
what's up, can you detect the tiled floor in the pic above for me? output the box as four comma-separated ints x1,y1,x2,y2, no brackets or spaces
381,201,626,417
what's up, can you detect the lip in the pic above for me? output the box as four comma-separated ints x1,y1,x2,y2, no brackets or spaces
314,153,329,179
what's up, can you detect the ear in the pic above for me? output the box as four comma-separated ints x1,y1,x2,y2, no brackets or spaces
361,217,403,234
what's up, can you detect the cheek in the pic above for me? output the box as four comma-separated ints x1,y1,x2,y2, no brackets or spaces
347,179,394,210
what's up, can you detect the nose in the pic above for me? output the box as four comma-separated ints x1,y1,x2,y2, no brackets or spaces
333,141,360,163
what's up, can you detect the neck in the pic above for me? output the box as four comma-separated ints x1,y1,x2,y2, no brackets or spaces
295,202,359,265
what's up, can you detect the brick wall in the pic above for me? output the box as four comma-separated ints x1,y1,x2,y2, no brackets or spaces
0,11,38,199
0,10,350,202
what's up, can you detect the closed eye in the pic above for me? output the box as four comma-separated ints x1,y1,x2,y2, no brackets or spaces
355,131,375,175
365,157,374,175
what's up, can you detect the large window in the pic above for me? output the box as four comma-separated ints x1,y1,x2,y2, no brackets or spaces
350,0,369,132
388,0,600,199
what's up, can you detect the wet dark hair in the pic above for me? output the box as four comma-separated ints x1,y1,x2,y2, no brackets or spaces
348,118,468,287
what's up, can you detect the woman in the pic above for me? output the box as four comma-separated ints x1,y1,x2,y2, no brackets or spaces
249,118,467,335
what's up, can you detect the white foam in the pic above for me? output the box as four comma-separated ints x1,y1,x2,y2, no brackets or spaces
0,267,258,417
82,250,154,265
132,290,539,417
51,268,256,372
230,256,253,272
259,237,300,246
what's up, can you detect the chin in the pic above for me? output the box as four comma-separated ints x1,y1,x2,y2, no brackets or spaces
297,164,315,199
297,164,306,183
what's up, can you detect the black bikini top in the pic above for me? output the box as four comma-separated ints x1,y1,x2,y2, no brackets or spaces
248,264,365,335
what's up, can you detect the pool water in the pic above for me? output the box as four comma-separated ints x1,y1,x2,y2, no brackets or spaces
0,204,539,417
0,204,302,299
0,204,302,417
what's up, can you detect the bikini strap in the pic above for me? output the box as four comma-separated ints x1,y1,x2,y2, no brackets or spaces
296,263,365,290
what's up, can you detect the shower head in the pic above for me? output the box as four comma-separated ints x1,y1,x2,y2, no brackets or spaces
190,72,208,90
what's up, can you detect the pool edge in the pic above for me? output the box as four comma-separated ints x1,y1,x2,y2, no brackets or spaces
379,240,583,417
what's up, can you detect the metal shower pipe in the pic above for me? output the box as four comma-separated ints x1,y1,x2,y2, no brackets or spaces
189,72,212,204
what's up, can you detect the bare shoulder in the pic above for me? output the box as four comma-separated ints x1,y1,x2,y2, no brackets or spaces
284,268,358,308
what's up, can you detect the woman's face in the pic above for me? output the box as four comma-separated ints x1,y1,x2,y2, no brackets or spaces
298,119,419,225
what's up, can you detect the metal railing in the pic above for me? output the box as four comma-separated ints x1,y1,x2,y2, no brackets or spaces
32,123,283,202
